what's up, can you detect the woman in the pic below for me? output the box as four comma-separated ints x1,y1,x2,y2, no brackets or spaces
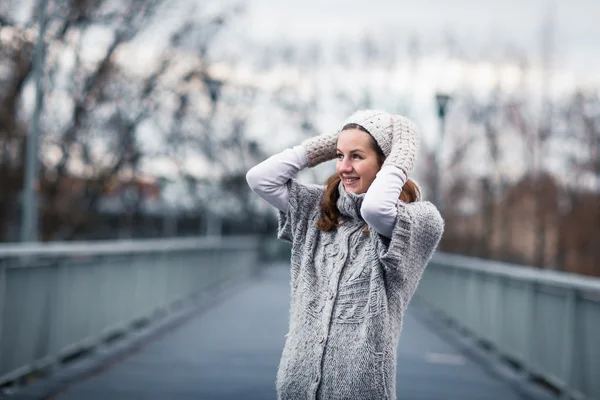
246,109,444,400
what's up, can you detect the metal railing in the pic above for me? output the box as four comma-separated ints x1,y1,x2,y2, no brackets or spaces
0,236,261,387
416,252,600,400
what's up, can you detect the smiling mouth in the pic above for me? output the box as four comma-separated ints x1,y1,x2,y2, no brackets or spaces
343,177,359,185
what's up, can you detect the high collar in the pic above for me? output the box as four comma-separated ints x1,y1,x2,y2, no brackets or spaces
336,181,365,220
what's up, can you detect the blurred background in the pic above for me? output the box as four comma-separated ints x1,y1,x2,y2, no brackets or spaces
1,0,598,275
1,1,600,399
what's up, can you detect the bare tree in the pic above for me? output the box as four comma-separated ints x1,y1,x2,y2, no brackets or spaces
0,0,260,241
558,90,600,275
0,23,34,240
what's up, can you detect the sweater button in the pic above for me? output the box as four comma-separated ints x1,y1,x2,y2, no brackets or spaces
340,252,345,259
318,334,325,343
328,290,335,300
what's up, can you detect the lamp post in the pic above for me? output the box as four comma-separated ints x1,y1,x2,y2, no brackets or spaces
21,0,49,242
433,92,452,215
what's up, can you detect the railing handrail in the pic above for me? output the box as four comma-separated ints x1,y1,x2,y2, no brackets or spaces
0,234,263,391
0,235,259,262
434,252,600,292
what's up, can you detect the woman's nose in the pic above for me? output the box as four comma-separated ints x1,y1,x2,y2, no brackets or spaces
339,159,353,172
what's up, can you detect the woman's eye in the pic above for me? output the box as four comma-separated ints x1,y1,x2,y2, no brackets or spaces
353,154,361,159
336,154,343,159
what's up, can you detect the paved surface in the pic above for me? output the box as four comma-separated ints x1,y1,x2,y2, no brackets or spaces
53,264,557,400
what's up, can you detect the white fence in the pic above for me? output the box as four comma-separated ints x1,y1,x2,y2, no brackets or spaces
416,252,600,400
0,236,261,387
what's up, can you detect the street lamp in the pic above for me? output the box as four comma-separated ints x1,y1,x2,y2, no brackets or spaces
433,92,452,214
21,0,49,242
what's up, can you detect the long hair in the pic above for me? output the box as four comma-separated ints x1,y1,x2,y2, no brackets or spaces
316,123,420,232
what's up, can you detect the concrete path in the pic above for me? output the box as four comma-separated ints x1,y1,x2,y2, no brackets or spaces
54,264,557,400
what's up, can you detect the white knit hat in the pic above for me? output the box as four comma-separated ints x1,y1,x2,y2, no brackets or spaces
340,109,394,157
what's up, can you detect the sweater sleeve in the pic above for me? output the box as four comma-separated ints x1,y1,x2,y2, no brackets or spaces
277,179,324,244
372,201,444,303
361,165,406,238
245,145,324,244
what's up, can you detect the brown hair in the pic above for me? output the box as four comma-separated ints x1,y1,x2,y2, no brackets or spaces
316,123,420,232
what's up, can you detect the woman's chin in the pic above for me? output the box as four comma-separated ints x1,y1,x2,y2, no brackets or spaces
344,184,363,194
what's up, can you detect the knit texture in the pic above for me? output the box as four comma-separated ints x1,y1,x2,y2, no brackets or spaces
342,109,393,156
342,110,420,176
276,180,444,400
382,115,420,175
302,132,339,167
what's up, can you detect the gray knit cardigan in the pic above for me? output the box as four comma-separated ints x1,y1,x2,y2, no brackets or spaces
276,179,444,400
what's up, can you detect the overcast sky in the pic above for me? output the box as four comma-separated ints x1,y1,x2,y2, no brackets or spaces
9,0,599,184
10,0,599,87
240,0,600,78
218,0,599,183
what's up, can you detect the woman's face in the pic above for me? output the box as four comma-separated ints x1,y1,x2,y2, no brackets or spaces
336,128,381,195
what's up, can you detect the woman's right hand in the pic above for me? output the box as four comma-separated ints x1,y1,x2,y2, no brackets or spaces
301,132,339,167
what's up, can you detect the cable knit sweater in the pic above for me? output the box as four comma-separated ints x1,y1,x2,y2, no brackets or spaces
247,148,444,400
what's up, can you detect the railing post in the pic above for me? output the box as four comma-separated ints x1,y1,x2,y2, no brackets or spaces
521,280,537,378
489,275,502,352
46,261,62,373
466,270,478,334
559,289,577,399
0,264,6,365
451,268,460,325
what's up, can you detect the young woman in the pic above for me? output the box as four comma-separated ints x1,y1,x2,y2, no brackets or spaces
246,110,444,400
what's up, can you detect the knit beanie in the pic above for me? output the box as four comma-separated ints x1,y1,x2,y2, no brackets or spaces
340,109,394,157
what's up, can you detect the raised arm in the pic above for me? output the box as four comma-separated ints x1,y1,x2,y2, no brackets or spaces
246,132,338,212
361,115,420,237
361,165,407,237
246,145,307,212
